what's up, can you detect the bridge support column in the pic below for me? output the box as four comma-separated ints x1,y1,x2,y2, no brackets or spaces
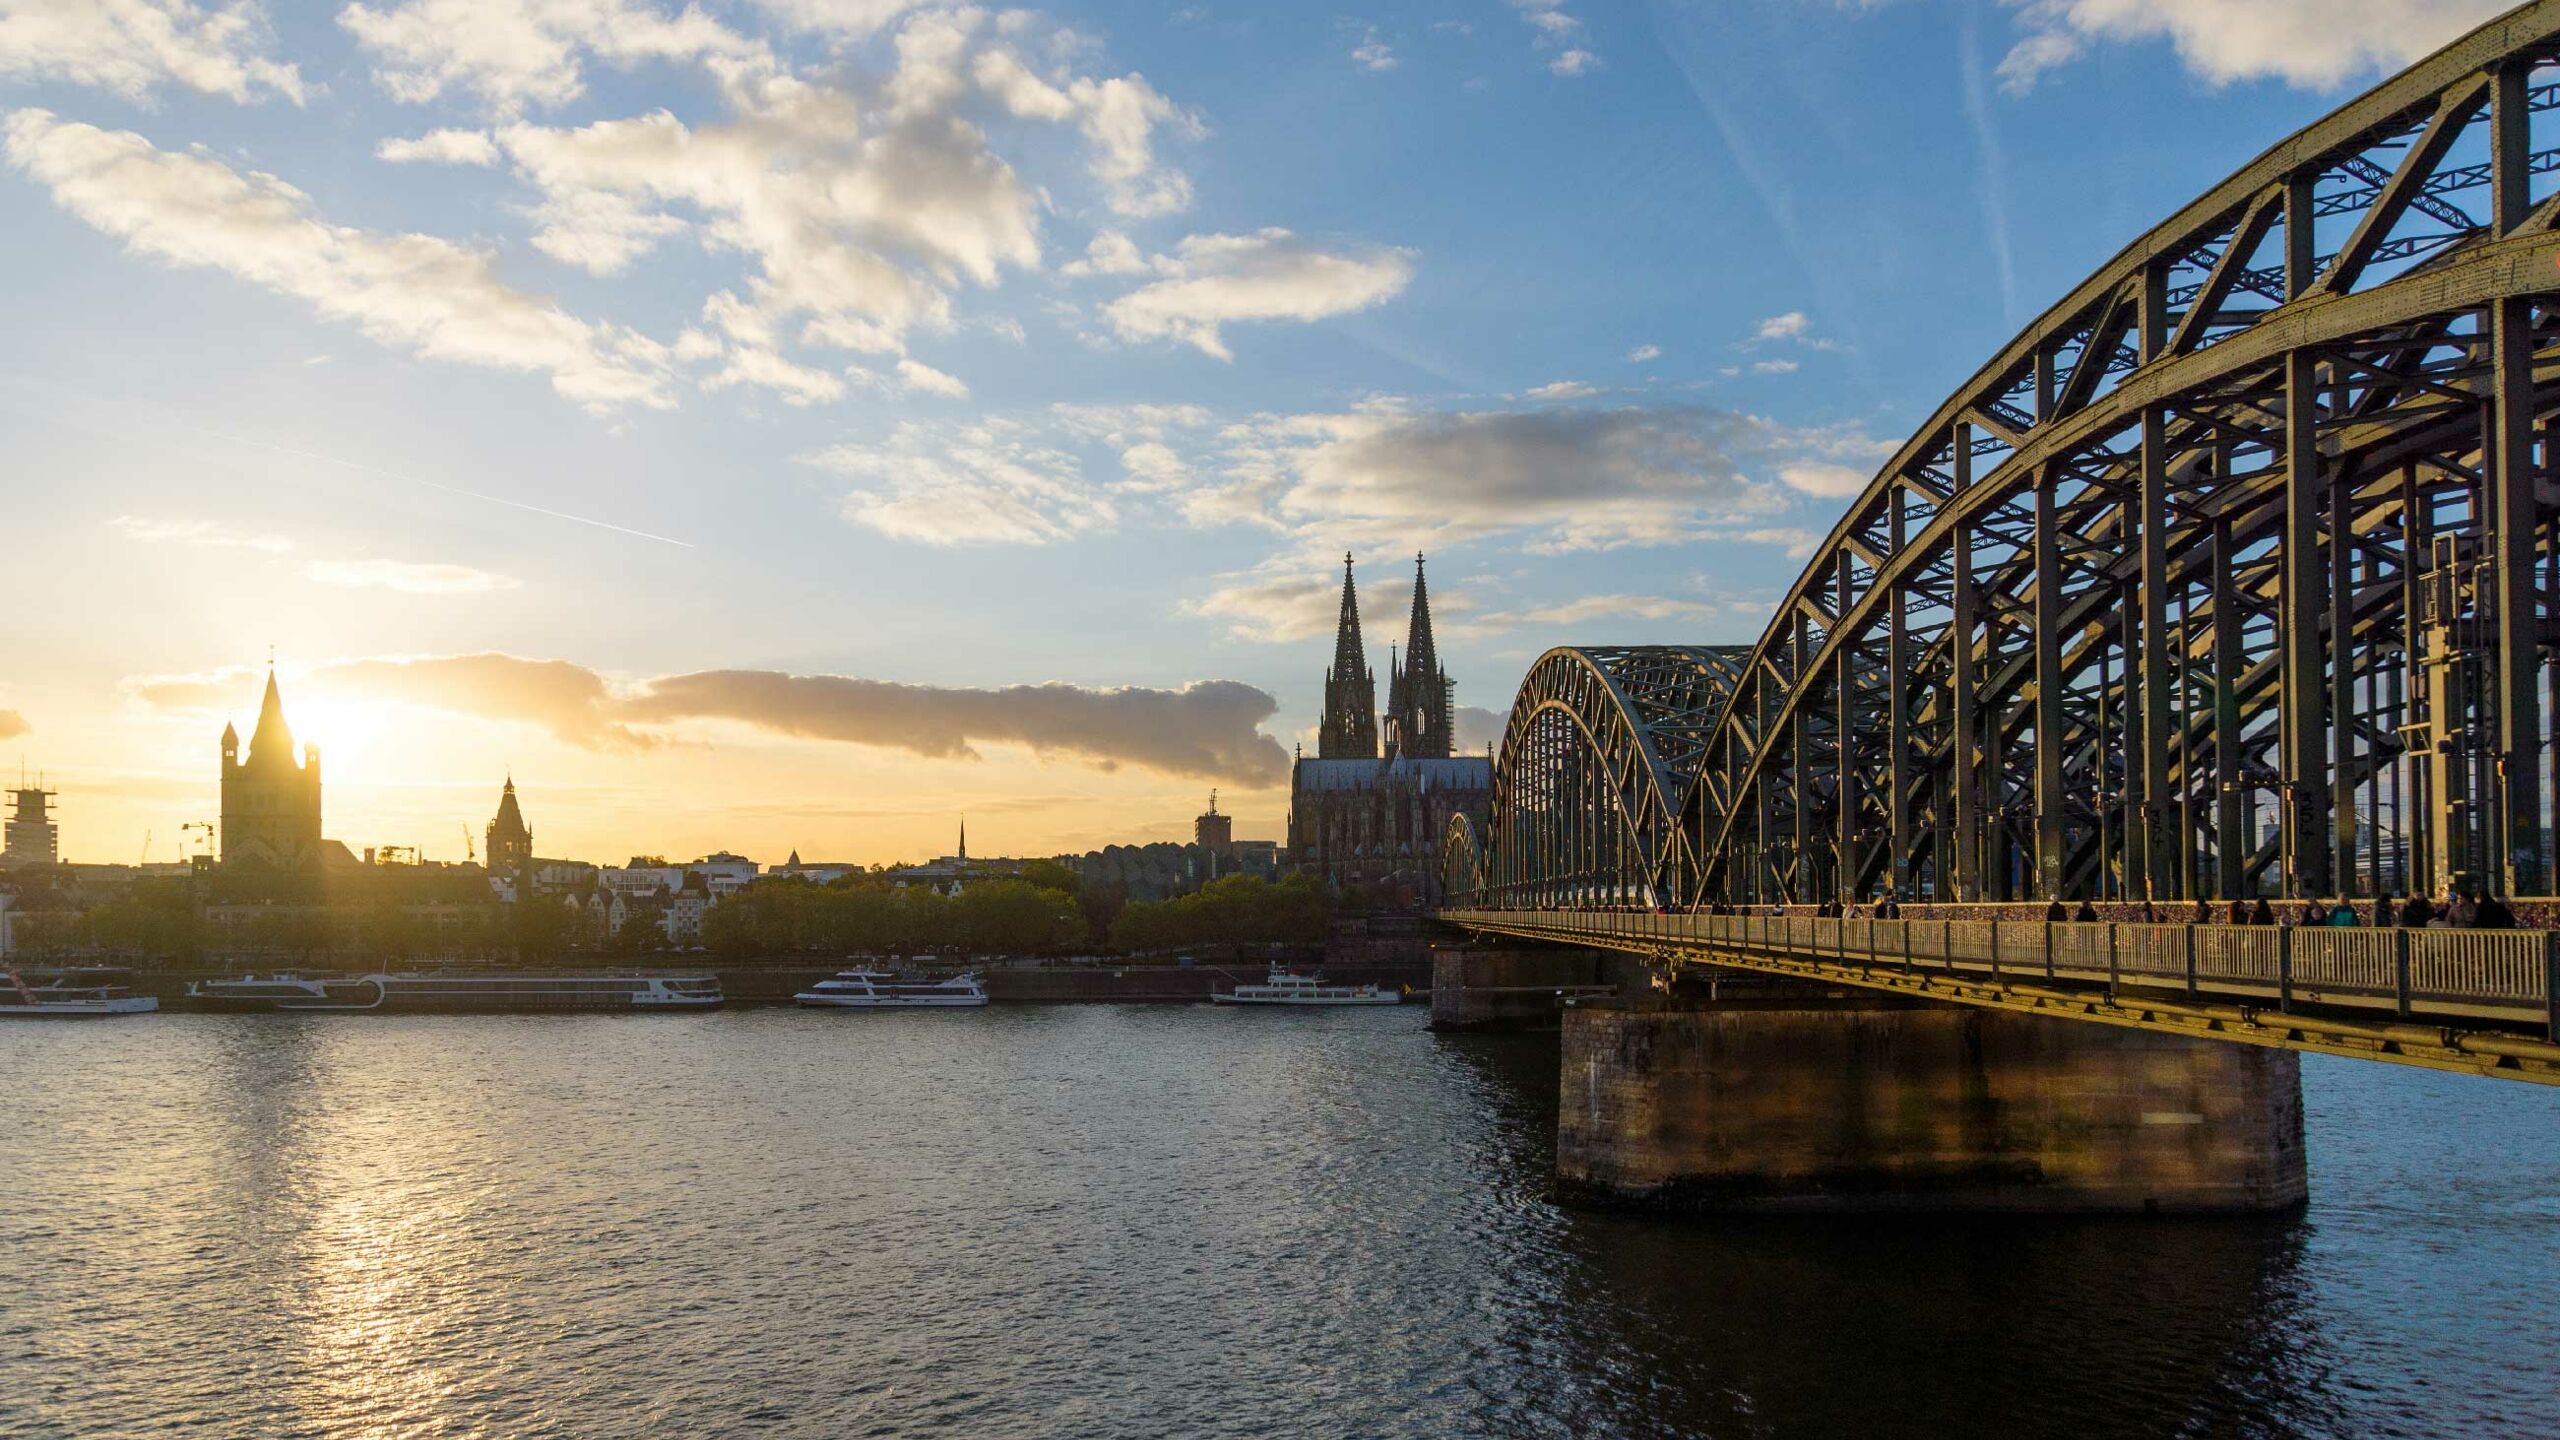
1430,945,1633,1031
1557,1001,2305,1213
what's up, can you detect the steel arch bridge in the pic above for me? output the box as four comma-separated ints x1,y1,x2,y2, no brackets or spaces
1448,645,1748,908
1454,1,2560,913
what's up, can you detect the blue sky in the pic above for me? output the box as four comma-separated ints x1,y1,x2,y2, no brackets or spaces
0,0,2509,864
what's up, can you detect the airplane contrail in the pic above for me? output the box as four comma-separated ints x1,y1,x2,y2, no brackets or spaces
1,374,696,550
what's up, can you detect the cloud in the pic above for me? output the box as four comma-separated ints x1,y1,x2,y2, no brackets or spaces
1624,343,1661,363
1454,705,1507,753
895,357,969,398
128,651,1294,782
1749,309,1838,351
804,423,1115,546
1751,358,1798,374
1100,228,1416,360
0,0,303,103
0,709,26,741
1509,1,1595,75
306,558,523,593
111,514,292,552
1525,380,1596,399
1994,0,2506,92
625,671,1290,783
338,0,763,112
5,110,675,410
1350,27,1396,71
1062,228,1149,277
1778,461,1868,498
1754,311,1809,342
1271,404,1787,553
375,128,499,165
130,654,653,749
1476,593,1717,628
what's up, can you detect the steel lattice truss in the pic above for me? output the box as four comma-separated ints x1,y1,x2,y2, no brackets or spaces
1447,645,1748,906
1456,2,2560,910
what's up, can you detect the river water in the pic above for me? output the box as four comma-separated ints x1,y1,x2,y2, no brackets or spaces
3,1006,2556,1438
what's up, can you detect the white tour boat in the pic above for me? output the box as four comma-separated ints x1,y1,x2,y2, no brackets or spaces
794,969,989,1008
1213,968,1402,1007
187,972,723,1013
1,967,159,1018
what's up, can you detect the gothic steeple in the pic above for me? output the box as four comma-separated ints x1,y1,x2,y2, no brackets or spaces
1318,552,1380,759
246,666,296,769
1386,552,1453,758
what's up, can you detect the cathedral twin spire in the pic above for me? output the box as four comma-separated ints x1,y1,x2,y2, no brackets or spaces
1316,551,1451,761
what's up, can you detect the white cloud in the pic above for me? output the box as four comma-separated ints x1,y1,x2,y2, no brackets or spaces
6,109,675,410
1754,311,1810,342
1101,228,1416,360
1509,1,1595,75
1351,27,1396,71
1751,358,1798,374
896,357,969,398
338,0,764,113
306,557,522,593
0,0,303,103
1624,342,1661,363
804,423,1116,546
1476,593,1715,628
375,128,498,165
110,514,292,552
1062,229,1150,277
1525,380,1596,400
1995,0,2506,93
1778,461,1868,498
1118,440,1188,492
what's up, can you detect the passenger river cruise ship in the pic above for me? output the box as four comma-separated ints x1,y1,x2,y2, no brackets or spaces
1212,968,1401,1007
2,967,159,1018
187,972,723,1013
794,969,989,1008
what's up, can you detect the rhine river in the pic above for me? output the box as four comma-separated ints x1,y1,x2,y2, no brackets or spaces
4,1006,2557,1438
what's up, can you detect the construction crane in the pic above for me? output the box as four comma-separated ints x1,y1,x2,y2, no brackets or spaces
180,821,216,859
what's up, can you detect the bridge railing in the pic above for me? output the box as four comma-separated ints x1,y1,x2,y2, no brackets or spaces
1437,909,2560,1040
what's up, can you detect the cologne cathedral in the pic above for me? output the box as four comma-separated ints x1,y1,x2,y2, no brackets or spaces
1284,553,1493,902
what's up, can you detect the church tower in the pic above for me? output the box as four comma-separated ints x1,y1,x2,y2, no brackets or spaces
1385,552,1454,759
219,665,323,874
1318,553,1380,759
486,775,533,879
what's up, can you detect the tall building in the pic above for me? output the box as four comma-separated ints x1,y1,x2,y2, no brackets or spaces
1383,553,1453,759
1195,791,1233,854
1318,553,1380,759
4,779,58,868
1287,551,1491,902
220,667,324,873
486,776,533,879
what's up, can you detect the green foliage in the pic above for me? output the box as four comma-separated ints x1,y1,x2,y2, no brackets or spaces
697,873,1087,956
1109,874,1328,953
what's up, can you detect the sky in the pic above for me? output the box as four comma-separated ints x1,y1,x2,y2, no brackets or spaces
0,0,2519,868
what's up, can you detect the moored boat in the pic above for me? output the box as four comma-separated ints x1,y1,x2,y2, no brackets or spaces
1212,968,1401,1007
187,971,723,1013
1,966,159,1018
794,968,989,1008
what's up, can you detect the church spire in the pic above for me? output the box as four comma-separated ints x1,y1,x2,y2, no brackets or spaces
958,816,967,862
1386,552,1453,758
245,663,298,769
1317,552,1380,759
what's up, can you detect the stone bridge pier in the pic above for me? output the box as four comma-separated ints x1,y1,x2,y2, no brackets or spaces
1557,989,2306,1214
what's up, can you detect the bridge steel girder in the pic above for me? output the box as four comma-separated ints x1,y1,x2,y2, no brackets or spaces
1645,3,2560,907
1445,646,1748,908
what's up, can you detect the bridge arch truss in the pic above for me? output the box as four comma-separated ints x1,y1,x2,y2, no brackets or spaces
1466,4,2560,911
1450,645,1747,908
1674,4,2560,908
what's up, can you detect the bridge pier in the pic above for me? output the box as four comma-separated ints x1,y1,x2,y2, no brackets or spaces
1430,944,1638,1031
1558,996,2305,1214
